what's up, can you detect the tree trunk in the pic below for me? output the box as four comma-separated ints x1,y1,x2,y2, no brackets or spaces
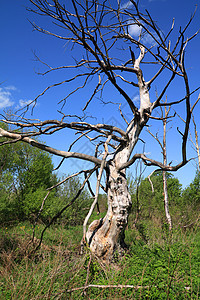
163,171,172,231
86,121,141,261
86,162,132,261
162,109,172,231
85,45,150,261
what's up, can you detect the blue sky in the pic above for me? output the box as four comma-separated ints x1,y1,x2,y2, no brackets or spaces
1,0,200,188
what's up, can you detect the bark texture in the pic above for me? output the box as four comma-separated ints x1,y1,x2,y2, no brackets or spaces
86,115,146,260
86,163,132,260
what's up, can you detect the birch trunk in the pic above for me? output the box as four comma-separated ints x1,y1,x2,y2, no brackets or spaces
163,171,172,231
193,114,200,170
162,108,172,230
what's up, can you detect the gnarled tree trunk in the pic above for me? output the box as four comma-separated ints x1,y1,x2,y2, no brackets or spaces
86,119,144,261
86,161,132,260
85,45,151,261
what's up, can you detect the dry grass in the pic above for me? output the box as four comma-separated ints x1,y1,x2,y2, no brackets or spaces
0,221,199,299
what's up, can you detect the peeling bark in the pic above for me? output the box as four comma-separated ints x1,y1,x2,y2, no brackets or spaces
84,44,151,260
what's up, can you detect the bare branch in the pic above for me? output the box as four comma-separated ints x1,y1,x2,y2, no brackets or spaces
0,127,102,166
33,167,96,252
118,152,190,172
32,191,50,242
82,135,112,244
148,170,155,194
65,284,150,293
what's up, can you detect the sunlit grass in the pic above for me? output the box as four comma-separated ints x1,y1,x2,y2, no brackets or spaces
0,220,199,299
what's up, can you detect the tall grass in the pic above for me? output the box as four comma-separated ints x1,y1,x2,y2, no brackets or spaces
0,220,199,299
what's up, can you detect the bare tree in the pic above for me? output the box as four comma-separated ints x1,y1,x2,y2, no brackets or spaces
147,99,173,230
177,94,200,170
0,0,199,261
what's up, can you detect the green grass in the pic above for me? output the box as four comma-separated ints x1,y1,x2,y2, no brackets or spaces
0,221,200,299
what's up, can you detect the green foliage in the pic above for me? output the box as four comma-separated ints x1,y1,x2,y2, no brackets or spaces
129,171,182,225
182,171,200,207
0,132,56,223
0,126,92,226
1,129,200,298
139,171,181,210
22,150,54,193
0,162,200,298
127,170,200,246
54,176,92,226
0,223,199,299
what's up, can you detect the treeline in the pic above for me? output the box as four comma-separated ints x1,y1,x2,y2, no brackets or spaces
127,170,200,243
130,170,200,221
1,125,199,230
0,126,91,226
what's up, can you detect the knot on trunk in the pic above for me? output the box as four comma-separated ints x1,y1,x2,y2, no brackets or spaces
85,169,132,261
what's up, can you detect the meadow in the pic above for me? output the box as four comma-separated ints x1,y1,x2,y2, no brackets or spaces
0,216,199,299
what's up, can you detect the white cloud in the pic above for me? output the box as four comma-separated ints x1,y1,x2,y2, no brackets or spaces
5,86,17,91
144,152,151,156
128,21,155,45
128,23,142,37
133,94,140,104
15,99,34,110
19,99,33,107
0,86,34,111
0,87,14,109
142,33,155,45
120,1,133,9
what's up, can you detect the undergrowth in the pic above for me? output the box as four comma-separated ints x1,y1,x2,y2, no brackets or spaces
0,221,199,299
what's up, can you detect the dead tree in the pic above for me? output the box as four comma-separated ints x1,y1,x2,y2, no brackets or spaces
177,94,200,170
0,0,199,261
147,100,173,230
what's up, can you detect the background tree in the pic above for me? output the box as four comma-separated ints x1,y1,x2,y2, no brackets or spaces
127,171,182,243
138,171,182,218
0,0,199,261
0,127,56,223
182,172,200,209
147,100,173,230
55,175,91,226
